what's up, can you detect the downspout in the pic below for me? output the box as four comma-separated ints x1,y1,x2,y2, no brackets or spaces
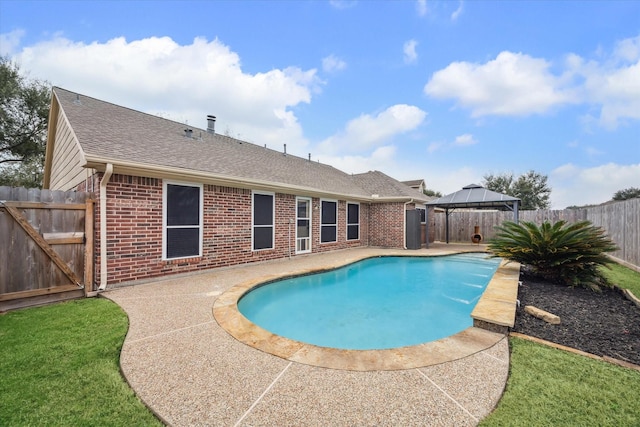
98,163,113,291
403,199,414,249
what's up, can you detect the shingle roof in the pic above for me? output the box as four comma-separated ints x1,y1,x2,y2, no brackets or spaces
353,171,430,202
51,87,425,202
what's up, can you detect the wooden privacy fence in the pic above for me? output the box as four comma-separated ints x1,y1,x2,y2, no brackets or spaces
0,187,94,311
433,198,640,269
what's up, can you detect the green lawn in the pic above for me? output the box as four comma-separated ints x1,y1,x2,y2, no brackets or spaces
601,262,640,297
481,338,640,426
0,298,161,426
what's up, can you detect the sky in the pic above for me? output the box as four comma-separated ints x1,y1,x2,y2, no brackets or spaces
1,0,638,209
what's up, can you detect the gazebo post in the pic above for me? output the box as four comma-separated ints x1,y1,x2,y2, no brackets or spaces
445,208,450,244
513,200,519,224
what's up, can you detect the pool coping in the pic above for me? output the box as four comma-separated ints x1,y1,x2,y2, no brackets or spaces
213,252,520,371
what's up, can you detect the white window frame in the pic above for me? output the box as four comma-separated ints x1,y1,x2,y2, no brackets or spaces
346,202,360,241
162,180,203,260
417,207,426,224
295,196,312,254
320,198,338,244
252,190,275,251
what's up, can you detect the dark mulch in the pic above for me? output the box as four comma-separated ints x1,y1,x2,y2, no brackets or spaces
511,272,640,365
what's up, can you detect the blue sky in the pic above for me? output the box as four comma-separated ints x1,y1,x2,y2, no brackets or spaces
1,0,638,208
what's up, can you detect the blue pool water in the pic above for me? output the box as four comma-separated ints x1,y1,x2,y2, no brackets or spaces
238,254,502,350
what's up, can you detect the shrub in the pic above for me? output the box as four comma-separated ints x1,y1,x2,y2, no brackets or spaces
487,220,618,290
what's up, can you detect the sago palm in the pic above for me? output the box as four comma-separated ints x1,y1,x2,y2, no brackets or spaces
487,220,618,290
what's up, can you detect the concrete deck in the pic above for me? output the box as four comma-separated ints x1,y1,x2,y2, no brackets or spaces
104,244,516,426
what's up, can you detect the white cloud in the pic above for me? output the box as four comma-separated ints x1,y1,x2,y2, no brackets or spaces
322,54,347,73
585,146,605,157
451,1,464,21
0,29,25,56
427,141,445,153
424,51,576,117
416,0,428,17
329,0,357,10
426,134,476,154
613,35,640,62
549,162,640,208
318,104,427,154
579,56,640,129
425,35,640,128
319,145,398,175
453,133,477,146
403,40,418,64
9,35,320,155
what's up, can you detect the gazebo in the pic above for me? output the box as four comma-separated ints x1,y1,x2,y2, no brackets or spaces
425,184,520,247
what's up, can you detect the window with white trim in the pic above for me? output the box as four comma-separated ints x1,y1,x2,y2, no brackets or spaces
346,202,359,240
252,191,274,250
320,199,337,243
417,207,426,224
163,182,203,259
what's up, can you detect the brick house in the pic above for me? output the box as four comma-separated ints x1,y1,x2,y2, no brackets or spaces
43,87,430,289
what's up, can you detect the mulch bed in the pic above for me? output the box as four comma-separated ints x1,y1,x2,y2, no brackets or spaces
511,272,640,366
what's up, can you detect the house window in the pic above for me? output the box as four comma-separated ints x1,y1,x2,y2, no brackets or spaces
163,182,203,259
320,200,337,243
417,208,426,224
346,202,359,240
253,191,274,250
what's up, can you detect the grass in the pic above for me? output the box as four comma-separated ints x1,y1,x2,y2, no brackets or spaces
0,298,161,426
481,337,640,426
601,262,640,297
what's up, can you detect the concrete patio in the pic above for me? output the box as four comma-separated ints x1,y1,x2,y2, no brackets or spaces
104,245,513,426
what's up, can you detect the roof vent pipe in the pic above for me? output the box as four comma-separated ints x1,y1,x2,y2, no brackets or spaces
207,115,216,134
308,153,311,162
284,144,287,156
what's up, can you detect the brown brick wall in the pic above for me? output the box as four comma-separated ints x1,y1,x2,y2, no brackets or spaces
368,202,407,247
86,173,388,286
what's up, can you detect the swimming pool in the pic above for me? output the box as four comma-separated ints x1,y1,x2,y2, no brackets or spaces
238,254,502,350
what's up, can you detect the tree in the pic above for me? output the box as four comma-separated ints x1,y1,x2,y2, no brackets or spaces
0,56,51,188
487,220,618,290
422,188,442,198
483,170,551,210
481,172,513,195
612,187,640,201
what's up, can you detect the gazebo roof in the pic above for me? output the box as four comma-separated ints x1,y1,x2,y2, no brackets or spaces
426,184,520,209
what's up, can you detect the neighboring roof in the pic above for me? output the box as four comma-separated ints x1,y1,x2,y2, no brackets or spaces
45,87,424,202
353,171,430,203
426,184,520,209
401,179,425,188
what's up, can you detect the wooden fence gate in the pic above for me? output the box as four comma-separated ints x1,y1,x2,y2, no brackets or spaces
0,187,94,311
